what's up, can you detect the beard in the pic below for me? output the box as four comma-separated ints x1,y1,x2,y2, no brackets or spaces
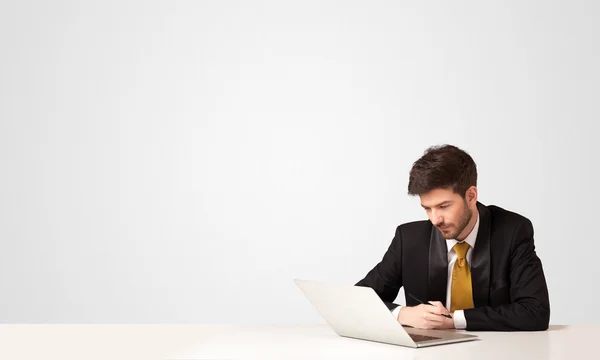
438,202,473,240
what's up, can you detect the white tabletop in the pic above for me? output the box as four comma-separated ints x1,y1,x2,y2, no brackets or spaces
0,324,596,360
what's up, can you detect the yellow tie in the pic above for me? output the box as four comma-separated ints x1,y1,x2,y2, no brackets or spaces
450,242,474,312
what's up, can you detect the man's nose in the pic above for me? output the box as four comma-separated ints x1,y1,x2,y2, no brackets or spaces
432,212,444,225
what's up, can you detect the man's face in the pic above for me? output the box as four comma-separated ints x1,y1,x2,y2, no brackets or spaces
419,187,472,240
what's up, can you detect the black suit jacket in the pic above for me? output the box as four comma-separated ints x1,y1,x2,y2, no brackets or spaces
355,202,550,331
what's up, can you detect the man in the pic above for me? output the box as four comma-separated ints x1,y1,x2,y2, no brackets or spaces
355,145,550,331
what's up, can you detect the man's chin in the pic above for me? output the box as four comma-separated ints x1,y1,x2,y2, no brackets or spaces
438,228,457,239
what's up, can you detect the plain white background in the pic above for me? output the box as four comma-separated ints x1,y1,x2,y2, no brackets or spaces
1,0,599,324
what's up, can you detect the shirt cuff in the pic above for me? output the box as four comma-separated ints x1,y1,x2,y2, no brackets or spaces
453,310,467,329
391,305,402,320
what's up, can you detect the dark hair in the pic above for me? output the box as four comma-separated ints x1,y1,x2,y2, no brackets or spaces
407,144,477,197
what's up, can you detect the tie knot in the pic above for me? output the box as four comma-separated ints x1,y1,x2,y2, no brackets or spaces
453,242,470,258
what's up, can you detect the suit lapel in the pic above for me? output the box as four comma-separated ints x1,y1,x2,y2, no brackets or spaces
428,225,448,303
471,202,491,307
428,202,492,308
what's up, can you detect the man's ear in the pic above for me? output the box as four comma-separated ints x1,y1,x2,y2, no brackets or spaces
466,186,478,203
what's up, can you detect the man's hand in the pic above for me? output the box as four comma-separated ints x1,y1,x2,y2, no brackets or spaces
397,301,455,330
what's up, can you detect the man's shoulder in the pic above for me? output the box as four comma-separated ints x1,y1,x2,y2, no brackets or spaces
486,204,533,229
397,219,432,235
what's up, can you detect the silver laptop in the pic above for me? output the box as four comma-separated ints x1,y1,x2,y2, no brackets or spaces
294,279,478,348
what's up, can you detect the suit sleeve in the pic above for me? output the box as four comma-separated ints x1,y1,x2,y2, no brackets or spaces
355,226,403,311
464,219,550,331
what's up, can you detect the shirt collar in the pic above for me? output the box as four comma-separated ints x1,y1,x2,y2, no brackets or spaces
446,210,480,252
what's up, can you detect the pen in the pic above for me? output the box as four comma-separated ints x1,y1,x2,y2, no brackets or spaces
406,292,453,319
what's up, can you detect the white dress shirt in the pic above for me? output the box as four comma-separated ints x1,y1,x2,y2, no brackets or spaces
392,211,480,330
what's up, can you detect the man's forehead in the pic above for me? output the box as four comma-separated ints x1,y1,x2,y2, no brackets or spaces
419,189,459,207
420,199,453,208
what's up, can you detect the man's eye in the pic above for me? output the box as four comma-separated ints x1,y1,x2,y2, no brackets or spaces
440,205,449,209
